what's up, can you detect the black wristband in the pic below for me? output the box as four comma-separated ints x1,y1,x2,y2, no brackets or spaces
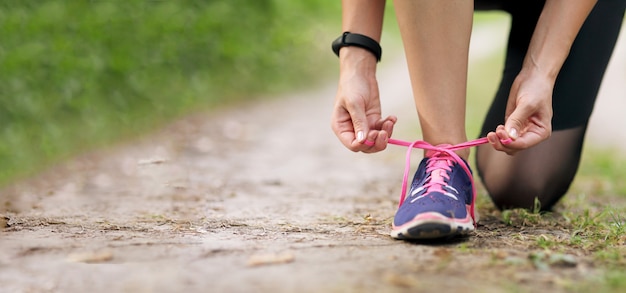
332,32,382,62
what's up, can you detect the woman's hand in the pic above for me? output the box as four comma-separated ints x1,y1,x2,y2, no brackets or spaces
331,48,396,153
488,0,596,156
487,68,554,155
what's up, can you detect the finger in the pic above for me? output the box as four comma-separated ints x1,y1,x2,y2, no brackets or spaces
373,115,397,130
346,104,370,144
487,127,519,155
382,120,395,138
331,108,360,151
486,131,500,146
504,101,540,141
487,131,507,151
501,121,551,150
506,131,545,150
383,115,398,125
362,130,389,153
338,131,360,152
377,116,396,138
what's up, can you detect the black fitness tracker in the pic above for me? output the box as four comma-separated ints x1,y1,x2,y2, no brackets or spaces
332,32,382,62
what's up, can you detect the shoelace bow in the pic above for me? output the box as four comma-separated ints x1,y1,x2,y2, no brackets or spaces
364,136,512,224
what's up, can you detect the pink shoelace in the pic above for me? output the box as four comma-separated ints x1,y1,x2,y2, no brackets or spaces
364,136,512,223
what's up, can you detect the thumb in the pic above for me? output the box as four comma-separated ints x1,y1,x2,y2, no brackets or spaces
504,106,532,140
346,105,369,143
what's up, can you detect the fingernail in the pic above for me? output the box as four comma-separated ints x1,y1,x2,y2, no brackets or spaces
508,128,518,139
357,131,364,142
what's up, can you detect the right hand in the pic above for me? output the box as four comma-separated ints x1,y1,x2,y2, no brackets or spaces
330,48,396,153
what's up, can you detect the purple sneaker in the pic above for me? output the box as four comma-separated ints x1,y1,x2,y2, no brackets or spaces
391,149,476,240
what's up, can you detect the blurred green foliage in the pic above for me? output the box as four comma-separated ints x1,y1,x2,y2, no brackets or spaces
0,0,341,185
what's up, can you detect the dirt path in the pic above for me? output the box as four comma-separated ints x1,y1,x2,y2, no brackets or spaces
1,21,624,293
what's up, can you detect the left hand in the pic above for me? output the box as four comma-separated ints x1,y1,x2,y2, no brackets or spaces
487,68,554,155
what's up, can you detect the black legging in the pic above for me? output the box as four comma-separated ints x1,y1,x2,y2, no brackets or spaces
474,0,625,210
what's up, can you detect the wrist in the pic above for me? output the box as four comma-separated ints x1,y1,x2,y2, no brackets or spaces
339,47,378,77
520,57,559,84
523,36,570,82
332,32,382,62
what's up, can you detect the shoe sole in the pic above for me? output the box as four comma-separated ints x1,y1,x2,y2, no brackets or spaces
390,212,475,240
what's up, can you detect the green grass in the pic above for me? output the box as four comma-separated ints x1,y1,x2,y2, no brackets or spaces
0,0,342,185
477,147,626,291
476,155,626,292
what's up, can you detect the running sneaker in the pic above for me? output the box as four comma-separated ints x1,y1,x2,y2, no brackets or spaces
390,149,476,240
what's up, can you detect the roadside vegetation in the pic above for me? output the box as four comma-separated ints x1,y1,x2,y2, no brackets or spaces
0,0,341,185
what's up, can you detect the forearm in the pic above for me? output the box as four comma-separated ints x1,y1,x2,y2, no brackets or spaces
342,0,385,39
523,0,598,80
339,0,386,75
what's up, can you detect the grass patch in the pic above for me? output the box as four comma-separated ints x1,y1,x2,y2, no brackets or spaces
474,149,626,291
0,0,342,186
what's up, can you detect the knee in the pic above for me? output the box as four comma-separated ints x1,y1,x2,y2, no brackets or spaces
488,186,548,211
486,180,568,212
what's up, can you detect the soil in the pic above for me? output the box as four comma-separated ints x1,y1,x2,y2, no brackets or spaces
1,23,625,293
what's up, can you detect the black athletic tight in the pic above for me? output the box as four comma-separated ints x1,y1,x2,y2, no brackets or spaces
474,0,625,210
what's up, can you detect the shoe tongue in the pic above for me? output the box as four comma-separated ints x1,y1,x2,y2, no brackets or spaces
431,168,445,182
